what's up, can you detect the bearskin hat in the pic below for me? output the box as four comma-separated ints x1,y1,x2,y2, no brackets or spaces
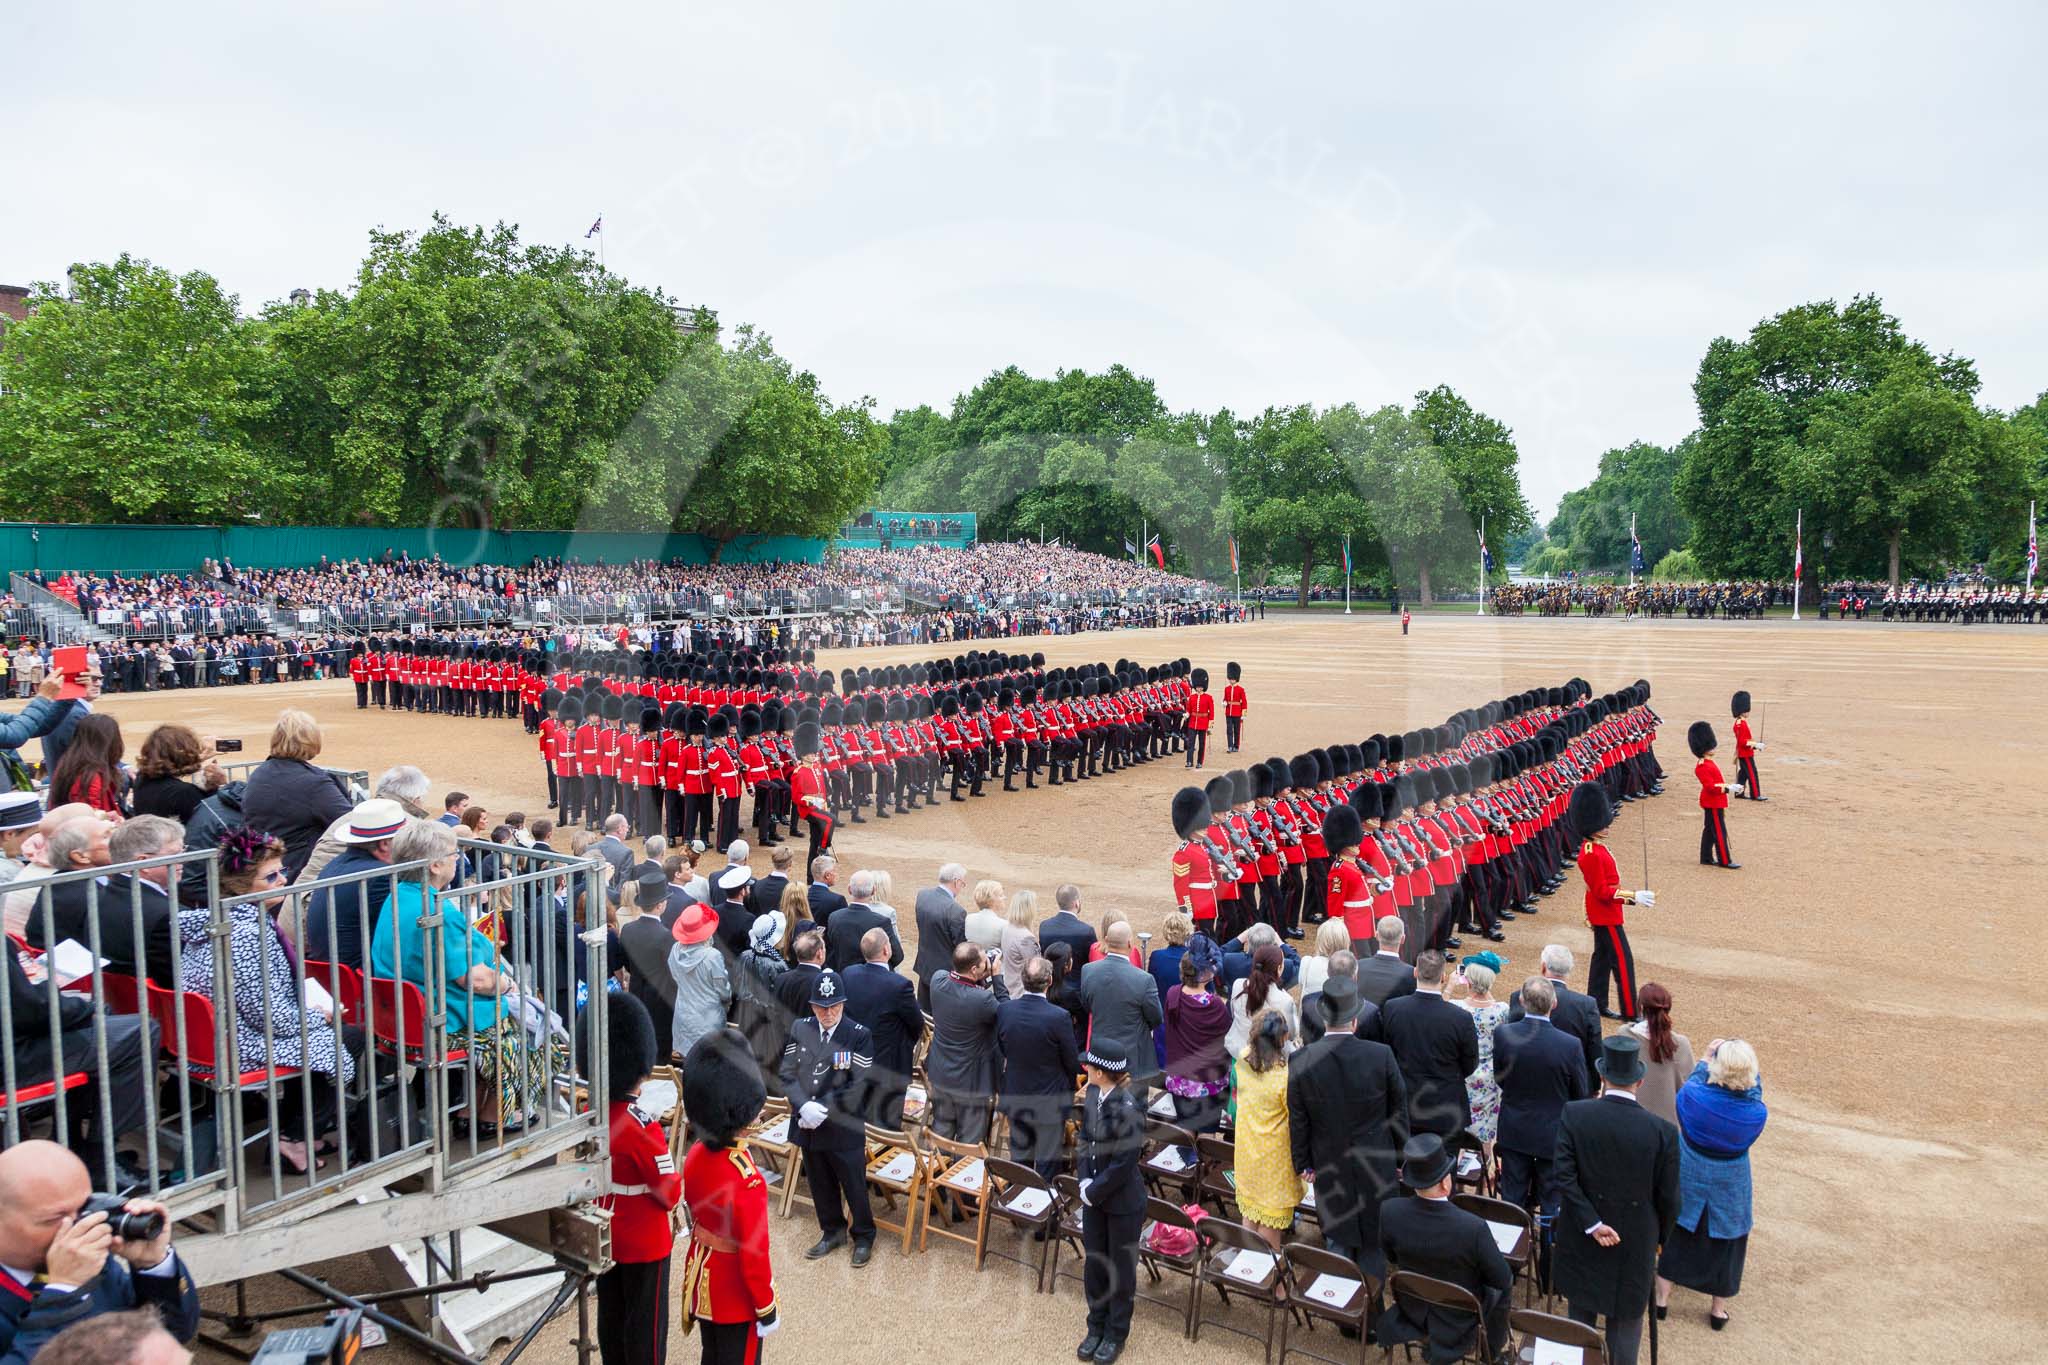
591,991,659,1104
1348,782,1380,822
682,1026,766,1150
1226,661,1242,682
1289,753,1319,790
556,695,583,725
1249,763,1273,801
1322,801,1364,853
1730,690,1751,717
1172,786,1212,840
1191,667,1210,690
1567,781,1615,839
1687,720,1718,757
1203,774,1235,817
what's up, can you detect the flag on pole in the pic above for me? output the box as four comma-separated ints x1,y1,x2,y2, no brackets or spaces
1629,516,1646,575
1342,537,1352,574
1123,536,1138,558
1480,530,1494,575
586,215,603,238
1228,536,1239,574
1794,512,1803,583
2028,502,2039,577
1146,534,1165,569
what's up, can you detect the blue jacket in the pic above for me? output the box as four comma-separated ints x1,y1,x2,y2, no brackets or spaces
0,1250,200,1365
0,694,72,775
1673,1061,1767,1238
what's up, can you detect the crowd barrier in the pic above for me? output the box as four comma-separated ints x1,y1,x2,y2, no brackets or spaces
1,839,612,1291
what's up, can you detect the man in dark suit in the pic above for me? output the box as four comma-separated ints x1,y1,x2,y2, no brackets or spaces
1553,1036,1681,1365
710,865,756,961
1074,1039,1146,1365
1379,951,1479,1140
1507,944,1603,1080
1492,976,1590,1232
823,871,903,972
1299,951,1382,1046
4,944,159,1191
1286,976,1408,1276
911,865,970,1006
747,845,795,918
841,932,924,1127
1034,882,1096,963
1078,924,1163,1092
806,855,848,928
24,815,179,988
1377,1134,1513,1363
996,956,1080,1180
1355,916,1417,1008
774,930,827,1024
779,969,879,1267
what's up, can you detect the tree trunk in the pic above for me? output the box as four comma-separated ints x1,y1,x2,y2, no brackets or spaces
1887,529,1901,590
1417,560,1434,605
1298,547,1315,608
707,535,727,564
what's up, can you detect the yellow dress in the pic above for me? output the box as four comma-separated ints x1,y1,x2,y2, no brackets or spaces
1230,1055,1302,1230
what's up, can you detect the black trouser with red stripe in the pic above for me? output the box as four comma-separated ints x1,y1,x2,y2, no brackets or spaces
1737,753,1763,798
1587,921,1637,1018
692,1319,762,1365
595,1255,670,1365
1701,807,1733,865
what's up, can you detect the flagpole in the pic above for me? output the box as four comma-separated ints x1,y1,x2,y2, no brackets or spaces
1343,534,1352,616
1793,509,1803,621
1628,512,1636,592
2028,501,2037,597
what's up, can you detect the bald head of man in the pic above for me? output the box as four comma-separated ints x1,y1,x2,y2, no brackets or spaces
0,1140,93,1271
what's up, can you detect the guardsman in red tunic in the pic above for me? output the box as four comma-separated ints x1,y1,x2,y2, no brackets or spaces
1321,801,1375,942
680,1027,779,1365
1170,786,1220,929
790,722,832,869
706,714,744,849
348,646,370,708
1690,719,1738,868
737,711,775,845
1184,667,1215,769
1222,661,1247,753
1729,689,1766,801
1568,781,1651,1023
682,711,712,847
593,994,683,1365
660,704,687,843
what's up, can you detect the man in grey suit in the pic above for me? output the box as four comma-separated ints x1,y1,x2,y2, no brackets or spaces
594,813,636,885
1078,923,1162,1091
1355,915,1418,1008
926,942,1007,1143
911,862,970,1006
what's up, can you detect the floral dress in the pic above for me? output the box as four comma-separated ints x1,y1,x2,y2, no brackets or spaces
1464,1000,1509,1142
1230,1055,1302,1230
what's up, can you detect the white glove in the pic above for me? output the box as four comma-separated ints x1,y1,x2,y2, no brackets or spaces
1635,889,1656,908
1731,783,1748,798
755,1316,781,1339
797,1101,828,1130
1077,1178,1094,1207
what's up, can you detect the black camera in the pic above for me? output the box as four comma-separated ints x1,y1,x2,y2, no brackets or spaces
250,1309,362,1365
215,737,245,753
80,1193,164,1242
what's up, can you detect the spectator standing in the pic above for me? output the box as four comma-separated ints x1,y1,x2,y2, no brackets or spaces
840,928,921,1126
665,903,731,1063
47,713,129,816
996,956,1081,1180
1380,951,1480,1141
1223,941,1298,1058
911,863,969,1005
1655,1040,1767,1332
1229,1009,1300,1253
1629,982,1696,1127
1078,924,1162,1092
1035,882,1096,962
1490,977,1589,1253
242,710,353,879
963,879,1007,950
926,943,1007,1142
997,888,1041,997
1454,953,1510,1158
1286,975,1408,1277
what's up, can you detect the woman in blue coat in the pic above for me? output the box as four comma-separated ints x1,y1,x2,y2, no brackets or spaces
1656,1038,1767,1331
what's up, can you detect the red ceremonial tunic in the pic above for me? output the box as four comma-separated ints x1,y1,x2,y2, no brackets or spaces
1696,758,1728,809
680,1141,777,1328
1186,692,1215,732
1326,857,1375,939
1578,837,1625,928
1172,840,1219,924
1732,717,1755,759
601,1099,681,1264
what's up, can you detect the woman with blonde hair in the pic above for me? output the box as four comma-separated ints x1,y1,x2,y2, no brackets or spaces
997,888,1040,996
964,877,1007,949
1297,918,1351,997
1229,1009,1302,1256
242,708,352,879
867,868,901,933
1657,1039,1767,1331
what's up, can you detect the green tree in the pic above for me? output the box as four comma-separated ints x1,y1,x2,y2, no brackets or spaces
1525,543,1576,577
1548,438,1693,570
1229,404,1377,606
1403,386,1534,600
1676,294,2012,587
0,255,272,522
1651,547,1701,581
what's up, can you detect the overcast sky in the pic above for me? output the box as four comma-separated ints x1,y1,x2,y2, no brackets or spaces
8,2,2044,518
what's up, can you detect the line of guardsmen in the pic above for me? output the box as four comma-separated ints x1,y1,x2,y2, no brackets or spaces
512,647,1205,860
1171,676,1667,962
1874,584,2047,623
1487,582,1784,619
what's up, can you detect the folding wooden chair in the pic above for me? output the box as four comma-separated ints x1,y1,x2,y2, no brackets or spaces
1449,1130,1494,1198
861,1122,929,1255
637,1063,683,1167
917,1126,990,1253
1141,1118,1201,1204
1197,1133,1240,1217
1386,1271,1495,1365
1277,1244,1379,1365
742,1096,804,1217
1192,1216,1288,1363
1508,1307,1607,1365
1045,1175,1090,1293
1451,1192,1540,1309
1134,1195,1204,1338
976,1157,1058,1290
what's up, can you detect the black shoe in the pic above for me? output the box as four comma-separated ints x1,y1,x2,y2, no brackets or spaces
1282,927,1304,941
1599,1007,1625,1020
1077,1335,1102,1361
1092,1340,1123,1364
805,1233,847,1260
1710,1312,1728,1331
1484,930,1507,942
850,1239,874,1268
1444,937,1462,949
1751,795,1769,802
1656,1304,1668,1321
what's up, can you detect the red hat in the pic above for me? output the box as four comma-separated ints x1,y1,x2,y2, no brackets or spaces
671,902,718,945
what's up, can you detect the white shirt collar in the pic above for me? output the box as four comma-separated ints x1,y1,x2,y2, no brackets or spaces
1604,1089,1639,1103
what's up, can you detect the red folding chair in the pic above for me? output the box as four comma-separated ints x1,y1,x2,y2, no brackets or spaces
11,1072,90,1105
61,971,144,1015
146,983,304,1091
365,977,469,1065
302,960,366,1029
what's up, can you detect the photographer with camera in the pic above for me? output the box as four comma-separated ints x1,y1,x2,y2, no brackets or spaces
0,1141,199,1365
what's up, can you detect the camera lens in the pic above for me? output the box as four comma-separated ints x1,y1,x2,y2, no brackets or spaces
81,1193,165,1243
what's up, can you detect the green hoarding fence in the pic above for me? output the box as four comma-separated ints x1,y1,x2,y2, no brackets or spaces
0,523,826,580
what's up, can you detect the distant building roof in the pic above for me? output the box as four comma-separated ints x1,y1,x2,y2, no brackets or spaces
0,284,30,325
